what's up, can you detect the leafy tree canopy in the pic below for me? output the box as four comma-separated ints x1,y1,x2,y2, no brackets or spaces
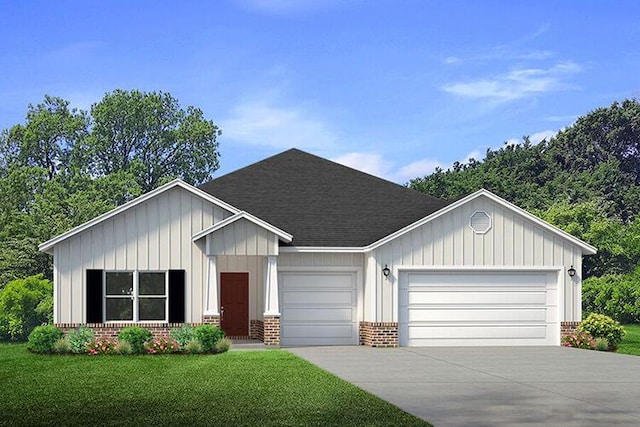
409,99,640,278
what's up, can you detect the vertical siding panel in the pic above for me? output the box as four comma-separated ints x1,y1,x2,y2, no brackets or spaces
425,222,434,265
483,203,494,265
181,192,192,320
453,207,464,265
433,217,444,265
70,237,82,323
564,244,573,320
136,203,148,270
191,198,204,322
247,222,258,255
502,211,514,265
533,229,544,265
147,198,159,270
91,226,103,269
442,215,453,264
115,215,127,269
523,223,534,265
58,242,70,323
513,216,523,265
125,211,137,269
158,193,170,268
237,220,247,255
169,190,182,268
463,208,474,265
493,208,504,266
103,220,115,269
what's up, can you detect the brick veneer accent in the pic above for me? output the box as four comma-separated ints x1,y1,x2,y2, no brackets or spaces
561,321,581,339
263,315,280,346
202,314,220,327
360,321,398,347
250,320,264,341
55,323,191,340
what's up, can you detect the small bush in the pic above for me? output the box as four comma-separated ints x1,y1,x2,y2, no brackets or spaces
115,340,133,355
595,338,609,351
67,326,94,354
561,330,595,349
579,313,625,350
146,337,180,354
53,337,71,354
214,337,232,353
194,324,225,353
86,339,116,355
27,325,63,353
170,325,197,349
184,338,203,354
118,327,153,354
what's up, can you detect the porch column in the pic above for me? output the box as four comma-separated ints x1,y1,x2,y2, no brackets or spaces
264,256,280,315
204,255,220,319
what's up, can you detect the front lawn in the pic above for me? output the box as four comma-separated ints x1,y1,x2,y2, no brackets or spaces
618,324,640,356
0,344,428,427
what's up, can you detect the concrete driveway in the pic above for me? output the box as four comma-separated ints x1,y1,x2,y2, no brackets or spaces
288,346,640,426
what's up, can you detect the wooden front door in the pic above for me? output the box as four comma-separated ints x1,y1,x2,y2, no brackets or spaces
220,273,249,336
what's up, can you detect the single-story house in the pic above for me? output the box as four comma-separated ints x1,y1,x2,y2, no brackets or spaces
39,148,596,347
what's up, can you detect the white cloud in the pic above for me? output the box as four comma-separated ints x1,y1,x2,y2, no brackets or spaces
444,56,461,65
221,100,337,150
331,152,442,183
529,129,557,144
461,149,481,163
332,152,391,178
442,61,582,102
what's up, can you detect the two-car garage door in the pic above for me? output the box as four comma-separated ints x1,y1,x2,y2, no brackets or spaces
399,271,559,347
280,271,358,346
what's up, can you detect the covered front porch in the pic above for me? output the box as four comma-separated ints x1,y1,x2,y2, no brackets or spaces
191,211,293,346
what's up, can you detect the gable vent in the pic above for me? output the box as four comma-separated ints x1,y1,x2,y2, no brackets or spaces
470,211,491,234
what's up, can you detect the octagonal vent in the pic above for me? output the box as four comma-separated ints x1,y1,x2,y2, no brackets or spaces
470,211,491,234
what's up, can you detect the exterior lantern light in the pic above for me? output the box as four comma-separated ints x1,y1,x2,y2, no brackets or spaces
382,264,391,278
568,265,576,277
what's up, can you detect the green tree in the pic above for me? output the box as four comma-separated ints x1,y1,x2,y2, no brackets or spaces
0,275,53,341
81,89,221,192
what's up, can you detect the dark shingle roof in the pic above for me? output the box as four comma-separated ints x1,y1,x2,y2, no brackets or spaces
199,149,449,247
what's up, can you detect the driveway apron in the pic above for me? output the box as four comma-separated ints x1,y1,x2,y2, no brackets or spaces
287,346,640,427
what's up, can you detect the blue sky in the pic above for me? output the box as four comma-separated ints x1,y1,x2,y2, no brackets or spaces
1,1,639,183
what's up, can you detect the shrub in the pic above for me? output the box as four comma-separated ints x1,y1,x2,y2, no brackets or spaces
118,327,153,354
115,340,133,355
561,330,595,349
27,325,63,353
86,339,116,355
67,326,95,354
578,313,625,350
184,338,203,354
53,337,71,354
170,325,197,349
594,338,609,352
145,337,180,355
214,337,232,353
0,275,53,341
194,324,224,353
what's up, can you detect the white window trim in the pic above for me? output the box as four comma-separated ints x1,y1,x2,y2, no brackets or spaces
103,270,169,323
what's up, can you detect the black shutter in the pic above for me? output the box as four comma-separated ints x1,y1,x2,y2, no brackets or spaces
168,270,185,323
86,269,103,323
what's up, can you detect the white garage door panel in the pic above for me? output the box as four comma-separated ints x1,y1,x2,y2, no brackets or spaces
282,290,354,305
407,291,547,305
408,308,547,322
283,307,355,322
400,271,559,347
280,271,358,346
408,325,547,340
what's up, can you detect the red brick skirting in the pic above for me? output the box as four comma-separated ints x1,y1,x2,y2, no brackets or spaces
263,316,280,346
250,320,264,341
55,323,190,340
360,321,398,347
561,321,581,339
202,314,220,327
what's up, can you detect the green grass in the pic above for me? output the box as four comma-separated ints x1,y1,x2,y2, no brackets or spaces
0,344,429,427
618,324,640,356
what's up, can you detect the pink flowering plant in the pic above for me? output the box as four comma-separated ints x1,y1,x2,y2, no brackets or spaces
561,330,596,349
86,339,117,355
145,337,180,355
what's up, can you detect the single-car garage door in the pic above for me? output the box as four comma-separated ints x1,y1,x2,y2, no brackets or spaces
280,271,358,346
399,271,559,347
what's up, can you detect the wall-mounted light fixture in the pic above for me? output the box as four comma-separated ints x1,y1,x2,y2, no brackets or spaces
568,265,576,277
382,264,391,278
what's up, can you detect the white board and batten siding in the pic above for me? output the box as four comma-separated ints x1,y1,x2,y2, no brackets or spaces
368,195,584,325
278,253,364,346
399,270,560,346
208,218,279,256
53,186,233,324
